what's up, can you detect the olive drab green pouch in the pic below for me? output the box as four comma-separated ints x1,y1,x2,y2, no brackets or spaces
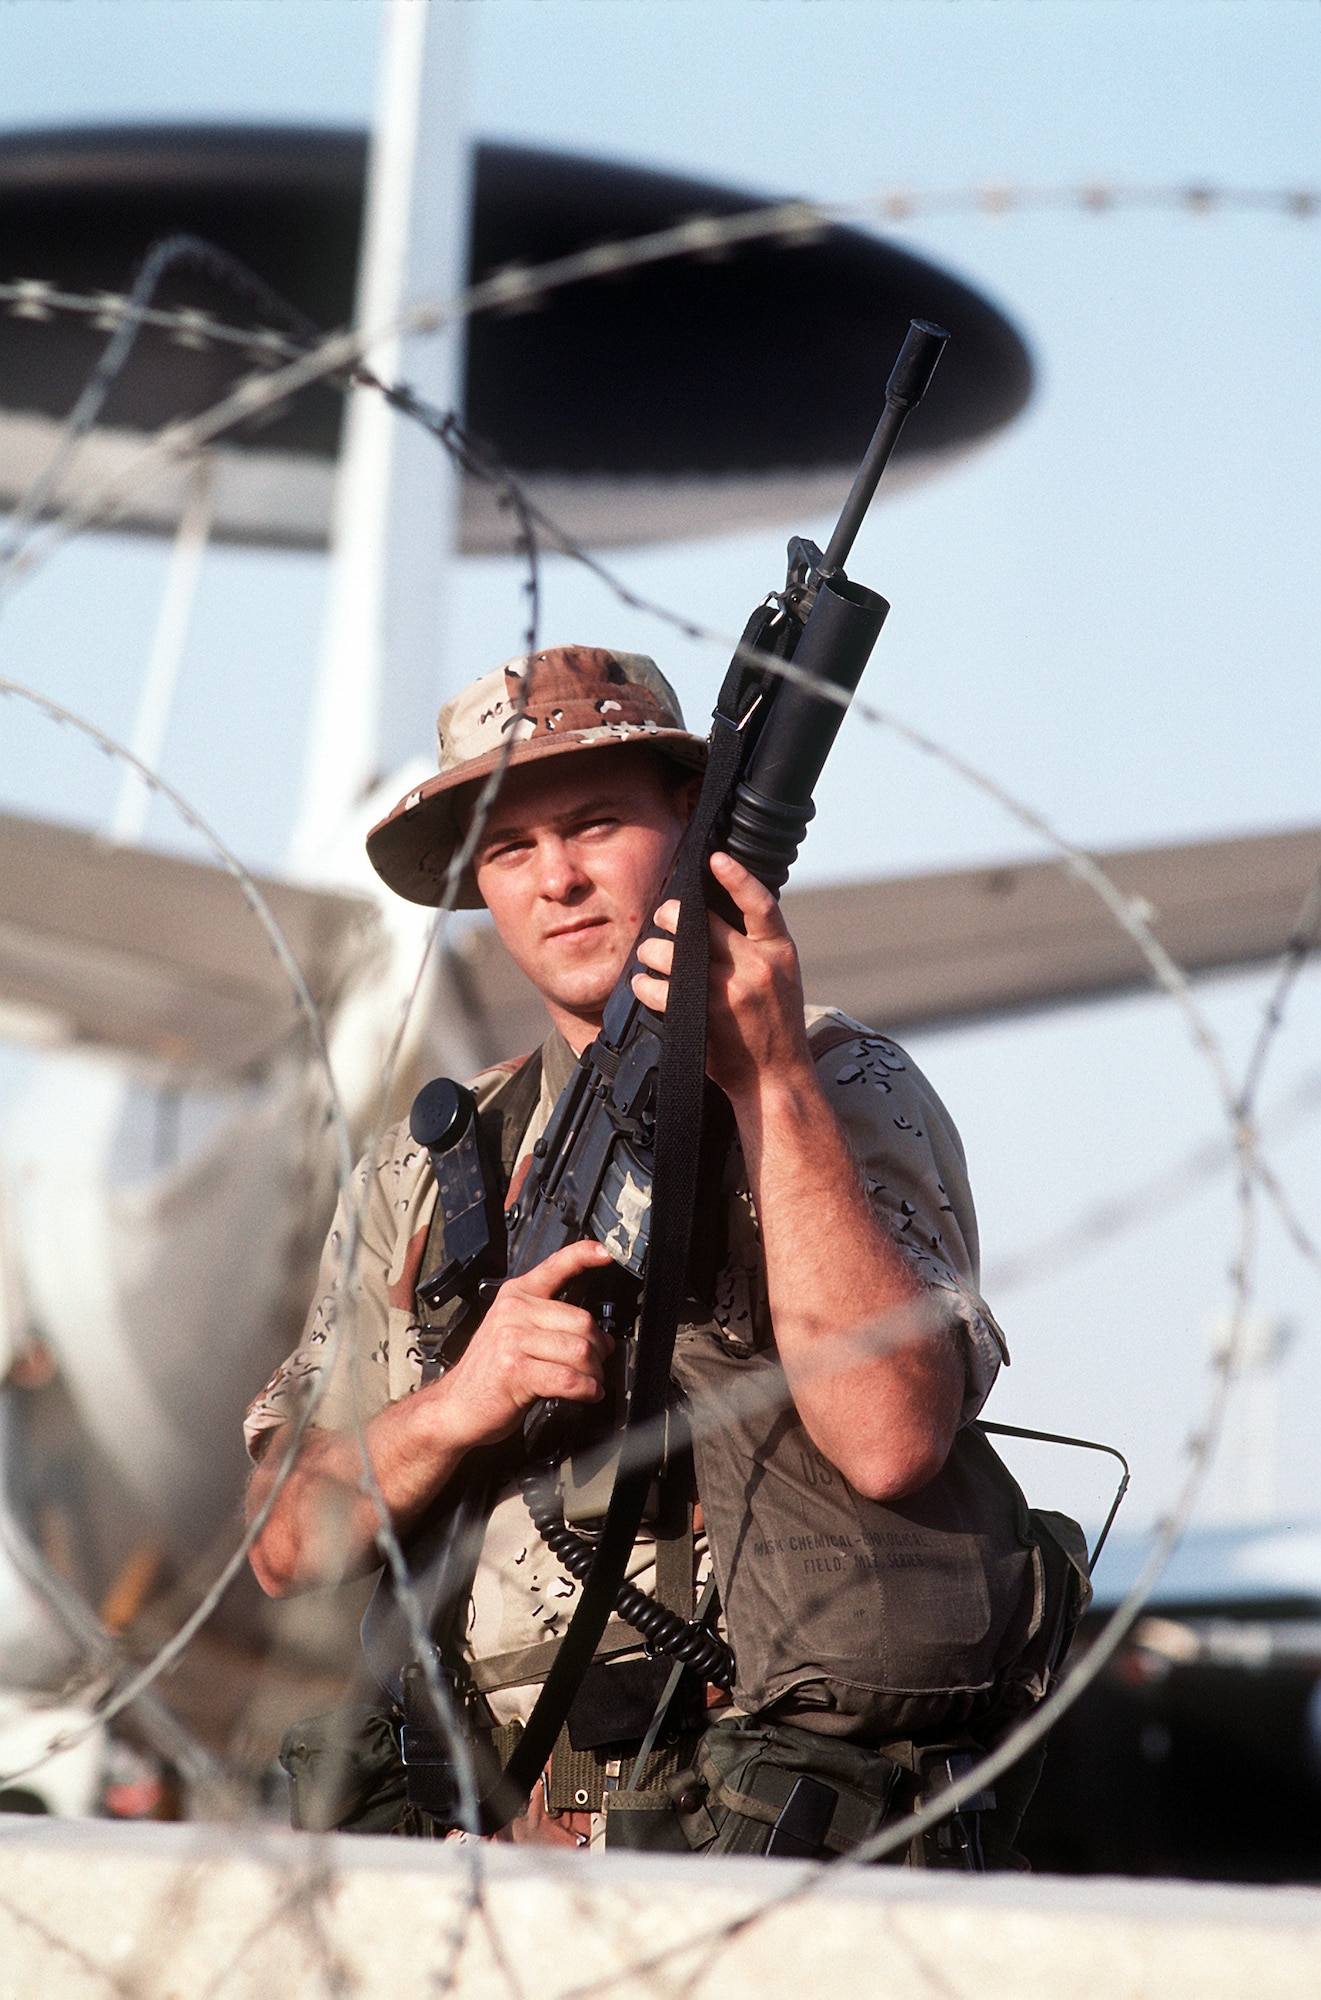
279,1708,413,1835
660,1718,905,1859
673,1333,1046,1742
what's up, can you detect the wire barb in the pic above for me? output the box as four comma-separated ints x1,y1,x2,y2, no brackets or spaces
0,185,1315,1951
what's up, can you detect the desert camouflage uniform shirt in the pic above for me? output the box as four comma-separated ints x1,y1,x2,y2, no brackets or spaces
244,1008,1007,1729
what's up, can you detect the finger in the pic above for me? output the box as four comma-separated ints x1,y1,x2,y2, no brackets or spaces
516,1236,614,1299
631,968,669,1014
520,1325,610,1375
500,1298,605,1348
708,850,786,942
526,1361,605,1404
634,933,675,978
651,898,680,937
502,1296,614,1355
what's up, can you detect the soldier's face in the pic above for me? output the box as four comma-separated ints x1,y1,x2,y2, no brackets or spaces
470,747,697,1045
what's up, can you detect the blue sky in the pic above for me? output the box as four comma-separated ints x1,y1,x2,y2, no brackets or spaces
0,0,1318,1537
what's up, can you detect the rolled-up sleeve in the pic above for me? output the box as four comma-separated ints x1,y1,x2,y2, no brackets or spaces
809,1011,1008,1424
242,1130,414,1460
243,1056,529,1462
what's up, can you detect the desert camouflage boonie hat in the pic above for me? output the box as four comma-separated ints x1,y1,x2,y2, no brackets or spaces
366,644,707,907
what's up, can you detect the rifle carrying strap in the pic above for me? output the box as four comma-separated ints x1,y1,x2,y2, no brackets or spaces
483,1048,548,1191
478,701,746,1830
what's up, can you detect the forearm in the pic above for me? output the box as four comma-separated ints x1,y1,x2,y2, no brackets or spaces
732,1061,964,1500
246,1384,473,1597
247,1236,618,1597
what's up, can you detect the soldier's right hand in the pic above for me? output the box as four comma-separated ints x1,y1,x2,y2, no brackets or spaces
434,1237,616,1449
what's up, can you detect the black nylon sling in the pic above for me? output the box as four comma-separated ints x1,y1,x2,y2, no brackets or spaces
478,707,745,1830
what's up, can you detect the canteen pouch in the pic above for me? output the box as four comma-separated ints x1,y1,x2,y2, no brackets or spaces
660,1717,904,1860
279,1707,413,1835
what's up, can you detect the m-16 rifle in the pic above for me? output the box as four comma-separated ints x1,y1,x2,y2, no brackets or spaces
367,319,950,1831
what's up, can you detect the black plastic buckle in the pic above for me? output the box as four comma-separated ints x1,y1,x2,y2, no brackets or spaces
931,1753,994,1872
399,1663,466,1825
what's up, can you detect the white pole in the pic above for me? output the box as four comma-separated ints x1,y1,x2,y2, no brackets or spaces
288,0,471,878
110,457,214,847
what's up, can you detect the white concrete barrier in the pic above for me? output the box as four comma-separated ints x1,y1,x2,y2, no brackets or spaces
2,1812,1321,2000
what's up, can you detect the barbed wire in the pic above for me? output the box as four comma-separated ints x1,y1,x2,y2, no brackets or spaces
0,410,1293,1833
0,181,1315,1980
2,209,1300,1256
980,865,1321,1300
0,231,323,586
0,697,500,2000
0,372,552,1878
0,700,514,1893
0,645,1292,1964
0,169,1317,586
356,359,1321,1898
0,246,532,1856
548,1042,1269,1985
0,1454,221,1798
0,236,548,1857
0,278,308,361
350,369,1320,1277
0,170,1315,369
0,218,495,1831
1240,863,1321,1123
986,1059,1321,1298
348,249,1317,1947
862,179,1321,222
376,376,1321,1301
0,678,376,1798
539,769,1284,1993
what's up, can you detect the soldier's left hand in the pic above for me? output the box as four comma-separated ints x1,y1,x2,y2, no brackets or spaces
632,850,814,1102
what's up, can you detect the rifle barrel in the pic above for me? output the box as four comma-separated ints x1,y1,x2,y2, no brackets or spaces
820,318,949,575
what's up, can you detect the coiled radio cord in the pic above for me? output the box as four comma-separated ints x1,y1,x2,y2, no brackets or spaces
520,1461,735,1689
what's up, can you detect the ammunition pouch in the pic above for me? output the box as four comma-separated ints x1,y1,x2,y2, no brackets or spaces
279,1698,696,1838
606,1716,1041,1867
613,1717,906,1860
279,1707,416,1836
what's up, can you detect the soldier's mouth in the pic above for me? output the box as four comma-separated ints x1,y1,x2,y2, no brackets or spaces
544,917,609,944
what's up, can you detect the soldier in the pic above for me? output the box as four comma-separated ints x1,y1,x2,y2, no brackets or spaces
246,645,1083,1862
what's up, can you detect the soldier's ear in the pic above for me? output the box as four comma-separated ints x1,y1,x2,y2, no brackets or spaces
677,772,704,824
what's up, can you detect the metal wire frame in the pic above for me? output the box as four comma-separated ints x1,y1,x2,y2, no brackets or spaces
0,171,1316,361
0,513,1295,1878
0,240,549,1837
976,1420,1131,1572
0,192,1314,1964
